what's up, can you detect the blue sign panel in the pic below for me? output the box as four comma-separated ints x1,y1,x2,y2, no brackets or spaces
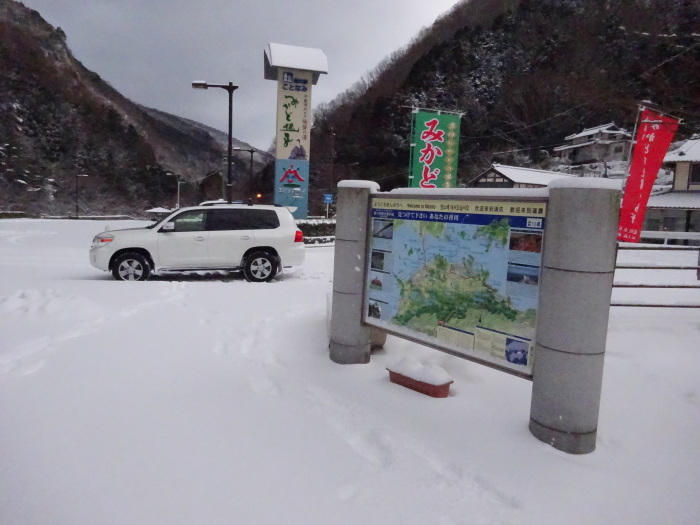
274,159,309,219
323,193,333,204
364,196,548,378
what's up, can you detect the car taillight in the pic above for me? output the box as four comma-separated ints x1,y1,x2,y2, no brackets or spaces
294,230,303,243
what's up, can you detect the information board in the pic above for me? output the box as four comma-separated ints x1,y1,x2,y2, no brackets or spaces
363,196,547,377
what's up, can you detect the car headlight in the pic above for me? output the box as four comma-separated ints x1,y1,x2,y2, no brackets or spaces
91,233,114,248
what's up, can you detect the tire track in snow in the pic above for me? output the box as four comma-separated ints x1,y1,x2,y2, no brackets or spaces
211,304,323,397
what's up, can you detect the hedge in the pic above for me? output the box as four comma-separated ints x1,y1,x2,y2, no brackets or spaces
296,219,335,244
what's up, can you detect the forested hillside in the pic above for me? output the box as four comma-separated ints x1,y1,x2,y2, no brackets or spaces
311,0,700,190
0,0,262,216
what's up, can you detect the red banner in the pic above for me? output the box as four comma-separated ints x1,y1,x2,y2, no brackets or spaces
617,108,679,242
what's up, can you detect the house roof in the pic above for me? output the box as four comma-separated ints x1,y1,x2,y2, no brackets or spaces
664,138,700,163
565,123,630,141
487,164,576,186
264,43,328,85
647,191,700,210
553,140,595,152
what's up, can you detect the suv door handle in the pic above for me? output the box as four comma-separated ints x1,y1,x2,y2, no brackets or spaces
195,236,206,241
240,235,251,240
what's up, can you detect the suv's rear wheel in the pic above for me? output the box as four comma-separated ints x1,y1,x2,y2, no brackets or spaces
243,251,277,282
112,252,151,281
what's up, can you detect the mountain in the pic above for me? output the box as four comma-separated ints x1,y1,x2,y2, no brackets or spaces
0,0,268,216
311,0,700,190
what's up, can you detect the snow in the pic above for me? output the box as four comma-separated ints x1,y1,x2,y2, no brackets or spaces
387,357,452,386
665,138,700,162
1,219,699,524
489,164,576,186
549,177,621,190
264,43,328,85
266,43,329,73
647,191,700,210
337,180,380,192
388,186,551,198
563,123,630,141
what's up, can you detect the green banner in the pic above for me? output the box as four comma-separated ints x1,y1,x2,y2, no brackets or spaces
408,111,460,188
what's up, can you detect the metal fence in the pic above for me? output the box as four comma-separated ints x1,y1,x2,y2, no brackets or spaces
613,231,700,308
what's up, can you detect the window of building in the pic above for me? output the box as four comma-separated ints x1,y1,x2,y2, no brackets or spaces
690,163,700,185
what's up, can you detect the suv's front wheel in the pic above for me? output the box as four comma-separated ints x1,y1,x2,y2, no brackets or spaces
243,251,277,282
112,252,151,281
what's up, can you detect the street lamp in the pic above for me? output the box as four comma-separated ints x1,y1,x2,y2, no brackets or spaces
233,146,255,196
166,172,185,209
75,173,88,218
329,126,335,192
192,80,238,204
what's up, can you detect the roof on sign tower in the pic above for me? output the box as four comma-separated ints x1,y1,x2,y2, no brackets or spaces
264,43,328,85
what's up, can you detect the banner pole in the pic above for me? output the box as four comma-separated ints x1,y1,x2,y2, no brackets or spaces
408,107,417,187
624,104,644,180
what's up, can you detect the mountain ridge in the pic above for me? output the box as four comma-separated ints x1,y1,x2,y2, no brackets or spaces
311,0,700,190
0,0,264,215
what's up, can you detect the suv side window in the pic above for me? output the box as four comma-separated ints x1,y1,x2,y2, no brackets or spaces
171,210,206,232
206,209,280,231
207,209,248,231
245,209,280,229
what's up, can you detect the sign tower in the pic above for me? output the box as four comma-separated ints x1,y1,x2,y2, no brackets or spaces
264,43,328,219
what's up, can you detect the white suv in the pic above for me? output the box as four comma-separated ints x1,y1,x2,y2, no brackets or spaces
90,204,305,282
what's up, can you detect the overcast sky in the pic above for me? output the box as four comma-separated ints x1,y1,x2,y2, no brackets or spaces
20,0,463,150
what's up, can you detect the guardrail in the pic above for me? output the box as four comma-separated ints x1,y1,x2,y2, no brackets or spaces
613,231,700,308
639,230,700,245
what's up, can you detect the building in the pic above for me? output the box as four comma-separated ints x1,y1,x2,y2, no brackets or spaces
198,171,226,203
644,137,700,234
553,123,631,164
466,163,576,188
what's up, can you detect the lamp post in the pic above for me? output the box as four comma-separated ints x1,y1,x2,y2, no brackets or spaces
329,126,335,193
233,146,255,197
166,172,185,209
192,80,238,204
75,173,88,218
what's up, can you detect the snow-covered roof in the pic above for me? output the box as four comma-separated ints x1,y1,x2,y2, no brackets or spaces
647,191,700,210
553,140,595,152
264,43,328,85
488,164,576,186
664,138,700,163
565,123,630,141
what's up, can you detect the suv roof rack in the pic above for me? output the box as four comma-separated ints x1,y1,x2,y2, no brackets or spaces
199,200,244,206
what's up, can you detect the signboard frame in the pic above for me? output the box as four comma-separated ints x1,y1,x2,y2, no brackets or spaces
361,193,549,380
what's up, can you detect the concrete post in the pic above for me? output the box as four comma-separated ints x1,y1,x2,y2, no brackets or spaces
329,181,380,364
529,178,621,454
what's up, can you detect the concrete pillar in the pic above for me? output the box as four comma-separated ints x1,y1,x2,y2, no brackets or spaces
329,181,380,364
529,178,621,454
371,328,387,350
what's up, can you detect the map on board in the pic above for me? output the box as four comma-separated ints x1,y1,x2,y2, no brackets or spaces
364,197,547,375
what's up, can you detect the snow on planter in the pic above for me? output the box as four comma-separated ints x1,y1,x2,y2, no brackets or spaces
386,357,453,398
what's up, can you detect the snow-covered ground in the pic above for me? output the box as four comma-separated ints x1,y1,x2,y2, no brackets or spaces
1,219,699,525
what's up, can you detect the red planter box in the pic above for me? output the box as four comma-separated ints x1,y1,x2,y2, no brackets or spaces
387,370,453,398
